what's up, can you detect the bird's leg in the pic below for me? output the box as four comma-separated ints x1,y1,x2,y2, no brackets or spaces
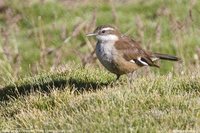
127,72,134,89
116,74,121,81
110,74,121,87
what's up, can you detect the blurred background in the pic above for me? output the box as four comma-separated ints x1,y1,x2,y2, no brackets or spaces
0,0,199,84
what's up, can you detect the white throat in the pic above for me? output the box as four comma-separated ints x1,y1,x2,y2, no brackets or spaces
96,34,119,42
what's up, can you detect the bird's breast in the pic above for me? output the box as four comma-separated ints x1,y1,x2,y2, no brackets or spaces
96,42,117,72
96,42,115,62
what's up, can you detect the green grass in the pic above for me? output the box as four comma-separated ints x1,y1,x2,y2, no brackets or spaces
0,0,200,132
0,65,200,132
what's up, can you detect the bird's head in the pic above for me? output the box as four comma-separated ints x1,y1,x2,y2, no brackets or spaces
86,25,120,42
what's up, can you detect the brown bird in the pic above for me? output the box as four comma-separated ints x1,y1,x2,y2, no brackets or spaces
87,25,180,80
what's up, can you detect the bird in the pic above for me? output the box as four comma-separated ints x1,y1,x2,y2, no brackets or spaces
86,25,180,80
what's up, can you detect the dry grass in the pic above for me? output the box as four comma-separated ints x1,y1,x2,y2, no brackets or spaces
0,65,200,132
0,0,200,132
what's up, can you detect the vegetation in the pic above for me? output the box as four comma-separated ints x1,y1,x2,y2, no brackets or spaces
0,0,200,132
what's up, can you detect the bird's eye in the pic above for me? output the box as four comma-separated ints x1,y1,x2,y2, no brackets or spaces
101,30,105,33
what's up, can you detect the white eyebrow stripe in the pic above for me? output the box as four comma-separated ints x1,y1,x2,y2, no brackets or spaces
101,27,114,31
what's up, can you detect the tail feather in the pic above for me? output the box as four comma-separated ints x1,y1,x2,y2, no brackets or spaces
153,53,180,61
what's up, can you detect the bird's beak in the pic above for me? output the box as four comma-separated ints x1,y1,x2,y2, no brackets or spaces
86,33,96,37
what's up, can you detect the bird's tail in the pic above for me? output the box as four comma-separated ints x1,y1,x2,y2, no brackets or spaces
153,53,180,61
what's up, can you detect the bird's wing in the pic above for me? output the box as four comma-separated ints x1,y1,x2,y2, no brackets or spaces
114,36,159,67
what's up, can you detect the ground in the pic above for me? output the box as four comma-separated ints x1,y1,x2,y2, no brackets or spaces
0,0,200,132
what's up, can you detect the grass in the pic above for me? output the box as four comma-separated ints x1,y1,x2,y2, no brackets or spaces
0,0,200,132
0,65,200,132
